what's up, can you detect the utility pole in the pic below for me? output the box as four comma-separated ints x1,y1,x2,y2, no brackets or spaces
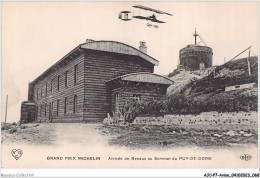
224,57,226,64
247,48,251,76
5,95,8,124
193,28,198,45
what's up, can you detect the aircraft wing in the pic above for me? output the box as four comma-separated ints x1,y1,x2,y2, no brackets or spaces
150,18,166,23
133,16,147,20
121,11,131,13
133,5,173,16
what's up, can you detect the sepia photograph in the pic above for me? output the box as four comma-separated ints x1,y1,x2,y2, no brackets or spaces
1,1,259,177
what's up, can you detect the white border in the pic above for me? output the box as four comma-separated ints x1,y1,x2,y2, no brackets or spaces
1,168,260,178
0,0,259,177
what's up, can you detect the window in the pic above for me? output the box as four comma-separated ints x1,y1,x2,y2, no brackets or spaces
57,100,60,115
51,79,53,93
42,105,44,117
51,102,54,111
74,64,78,84
40,105,42,117
46,83,48,96
41,86,43,97
49,102,53,116
133,94,141,101
50,102,54,116
64,97,68,114
73,95,77,113
115,93,119,112
57,75,60,91
37,88,39,99
65,71,68,87
45,104,47,117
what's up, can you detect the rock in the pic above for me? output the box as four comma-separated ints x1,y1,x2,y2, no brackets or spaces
170,131,176,134
162,141,168,146
9,128,17,134
182,131,188,135
35,124,40,127
214,134,222,138
1,124,11,130
12,122,17,126
239,131,245,135
225,130,239,136
141,126,150,132
243,133,253,137
174,128,181,133
20,125,27,129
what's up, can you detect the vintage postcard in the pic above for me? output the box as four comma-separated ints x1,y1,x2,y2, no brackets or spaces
1,1,259,176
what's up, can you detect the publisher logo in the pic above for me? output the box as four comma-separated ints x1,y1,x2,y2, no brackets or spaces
240,154,251,161
11,149,23,160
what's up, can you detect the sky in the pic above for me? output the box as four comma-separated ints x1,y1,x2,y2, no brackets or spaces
1,1,258,122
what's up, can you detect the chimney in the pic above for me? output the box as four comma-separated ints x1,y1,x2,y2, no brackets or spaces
86,39,95,43
139,41,147,54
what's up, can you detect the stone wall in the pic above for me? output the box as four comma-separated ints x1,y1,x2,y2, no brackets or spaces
133,112,257,126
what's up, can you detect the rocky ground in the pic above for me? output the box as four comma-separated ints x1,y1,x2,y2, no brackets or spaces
97,123,258,149
1,122,257,149
167,68,215,95
1,122,55,145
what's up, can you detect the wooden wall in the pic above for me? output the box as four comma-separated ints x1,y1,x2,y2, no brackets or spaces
32,53,85,122
83,49,154,121
111,83,168,113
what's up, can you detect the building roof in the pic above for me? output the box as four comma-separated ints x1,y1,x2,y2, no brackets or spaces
81,41,159,66
30,40,159,85
22,101,36,105
180,44,213,54
107,72,174,85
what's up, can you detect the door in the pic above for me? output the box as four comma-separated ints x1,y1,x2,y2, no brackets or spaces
28,112,35,123
115,93,119,112
49,103,53,122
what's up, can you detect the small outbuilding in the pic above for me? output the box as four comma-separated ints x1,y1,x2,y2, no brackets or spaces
107,72,173,113
20,101,37,123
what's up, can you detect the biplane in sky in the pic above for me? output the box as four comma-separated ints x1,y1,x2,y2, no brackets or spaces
118,5,173,28
118,11,132,21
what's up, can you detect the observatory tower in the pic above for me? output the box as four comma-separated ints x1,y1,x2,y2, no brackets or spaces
179,29,213,71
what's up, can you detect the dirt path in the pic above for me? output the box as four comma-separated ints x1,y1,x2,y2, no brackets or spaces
51,123,108,147
1,123,108,147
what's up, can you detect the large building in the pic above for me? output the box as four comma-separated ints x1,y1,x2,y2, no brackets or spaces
21,40,173,123
178,29,213,71
179,45,213,71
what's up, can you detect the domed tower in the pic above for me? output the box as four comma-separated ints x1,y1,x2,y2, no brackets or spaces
179,29,213,71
